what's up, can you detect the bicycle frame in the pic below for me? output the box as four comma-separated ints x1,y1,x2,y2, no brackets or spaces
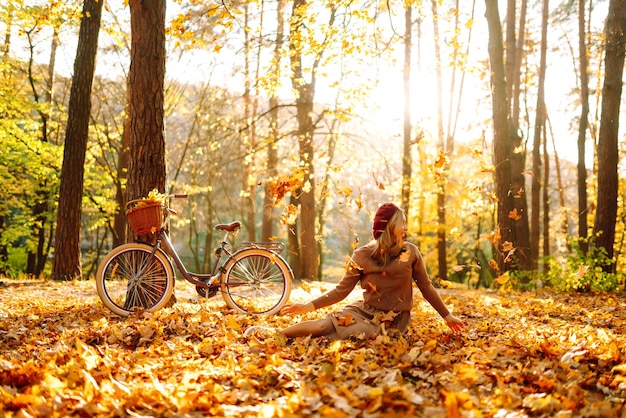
136,196,288,293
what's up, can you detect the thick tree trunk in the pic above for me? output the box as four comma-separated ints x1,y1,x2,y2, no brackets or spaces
485,0,517,272
51,0,103,281
593,0,626,271
288,0,323,281
126,0,167,207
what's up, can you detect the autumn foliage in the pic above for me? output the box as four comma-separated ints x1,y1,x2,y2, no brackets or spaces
1,280,625,417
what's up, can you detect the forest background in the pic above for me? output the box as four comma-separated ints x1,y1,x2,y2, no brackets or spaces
0,0,625,293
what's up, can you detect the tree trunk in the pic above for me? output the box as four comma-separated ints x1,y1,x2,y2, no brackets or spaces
288,0,327,281
1,6,11,56
51,0,103,281
548,117,570,251
542,123,550,262
262,0,284,242
24,21,55,277
287,195,301,279
510,0,528,125
401,4,412,217
242,1,257,242
577,0,590,253
431,0,448,281
113,126,129,248
126,0,167,206
530,0,549,271
592,0,626,272
485,0,516,272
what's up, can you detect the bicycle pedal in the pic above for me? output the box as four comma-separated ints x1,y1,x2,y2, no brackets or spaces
196,285,218,299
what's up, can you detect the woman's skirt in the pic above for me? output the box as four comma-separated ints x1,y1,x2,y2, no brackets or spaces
325,301,411,340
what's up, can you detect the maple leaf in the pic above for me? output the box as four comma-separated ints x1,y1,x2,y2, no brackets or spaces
351,235,359,250
372,173,385,190
456,363,481,384
432,147,449,168
495,273,509,285
373,311,398,329
267,168,306,203
508,208,522,220
363,281,378,294
480,161,495,173
300,280,311,293
344,255,364,274
337,314,355,326
280,204,299,225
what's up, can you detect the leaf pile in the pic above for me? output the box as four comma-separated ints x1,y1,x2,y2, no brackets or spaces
0,280,625,417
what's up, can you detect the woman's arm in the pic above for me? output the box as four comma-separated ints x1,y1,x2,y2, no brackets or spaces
281,251,363,316
412,247,464,332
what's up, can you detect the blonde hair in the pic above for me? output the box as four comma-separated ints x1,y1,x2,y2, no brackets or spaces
371,208,406,266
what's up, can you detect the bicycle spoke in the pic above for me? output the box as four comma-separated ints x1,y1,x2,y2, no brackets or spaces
223,250,291,315
97,244,173,316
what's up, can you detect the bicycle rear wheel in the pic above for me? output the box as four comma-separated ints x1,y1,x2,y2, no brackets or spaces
222,248,293,315
96,243,175,316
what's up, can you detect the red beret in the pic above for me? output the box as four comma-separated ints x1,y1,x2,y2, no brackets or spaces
372,202,399,239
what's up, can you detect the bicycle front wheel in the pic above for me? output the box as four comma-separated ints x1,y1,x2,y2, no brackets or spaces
96,243,175,316
222,248,293,315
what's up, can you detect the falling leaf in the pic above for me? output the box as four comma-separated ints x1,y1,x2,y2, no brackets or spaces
480,161,495,173
508,209,522,220
280,204,299,225
351,235,359,250
495,273,509,285
432,148,449,168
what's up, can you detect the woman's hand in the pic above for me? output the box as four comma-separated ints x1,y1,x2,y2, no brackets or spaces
281,302,314,316
444,314,465,333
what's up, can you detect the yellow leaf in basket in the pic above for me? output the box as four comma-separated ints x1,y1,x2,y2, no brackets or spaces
145,189,168,204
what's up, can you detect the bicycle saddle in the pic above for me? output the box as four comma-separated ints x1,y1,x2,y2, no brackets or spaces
215,221,242,232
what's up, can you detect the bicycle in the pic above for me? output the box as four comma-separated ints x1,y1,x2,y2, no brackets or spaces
95,194,293,316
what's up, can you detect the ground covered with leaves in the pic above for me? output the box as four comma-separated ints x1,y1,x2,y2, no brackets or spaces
0,279,625,417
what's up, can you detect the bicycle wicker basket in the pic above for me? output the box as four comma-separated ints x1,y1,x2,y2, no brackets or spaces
126,201,164,235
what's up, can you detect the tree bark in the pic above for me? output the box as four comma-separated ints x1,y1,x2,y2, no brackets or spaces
431,0,448,281
485,0,528,272
401,4,412,217
242,1,257,242
542,124,550,261
593,0,626,271
126,0,167,207
530,0,549,271
577,0,590,253
261,0,284,242
288,0,328,281
51,0,103,281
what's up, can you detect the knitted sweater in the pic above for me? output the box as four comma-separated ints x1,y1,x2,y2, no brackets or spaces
311,241,450,318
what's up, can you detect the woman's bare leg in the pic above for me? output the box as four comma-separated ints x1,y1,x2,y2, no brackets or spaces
280,318,334,338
